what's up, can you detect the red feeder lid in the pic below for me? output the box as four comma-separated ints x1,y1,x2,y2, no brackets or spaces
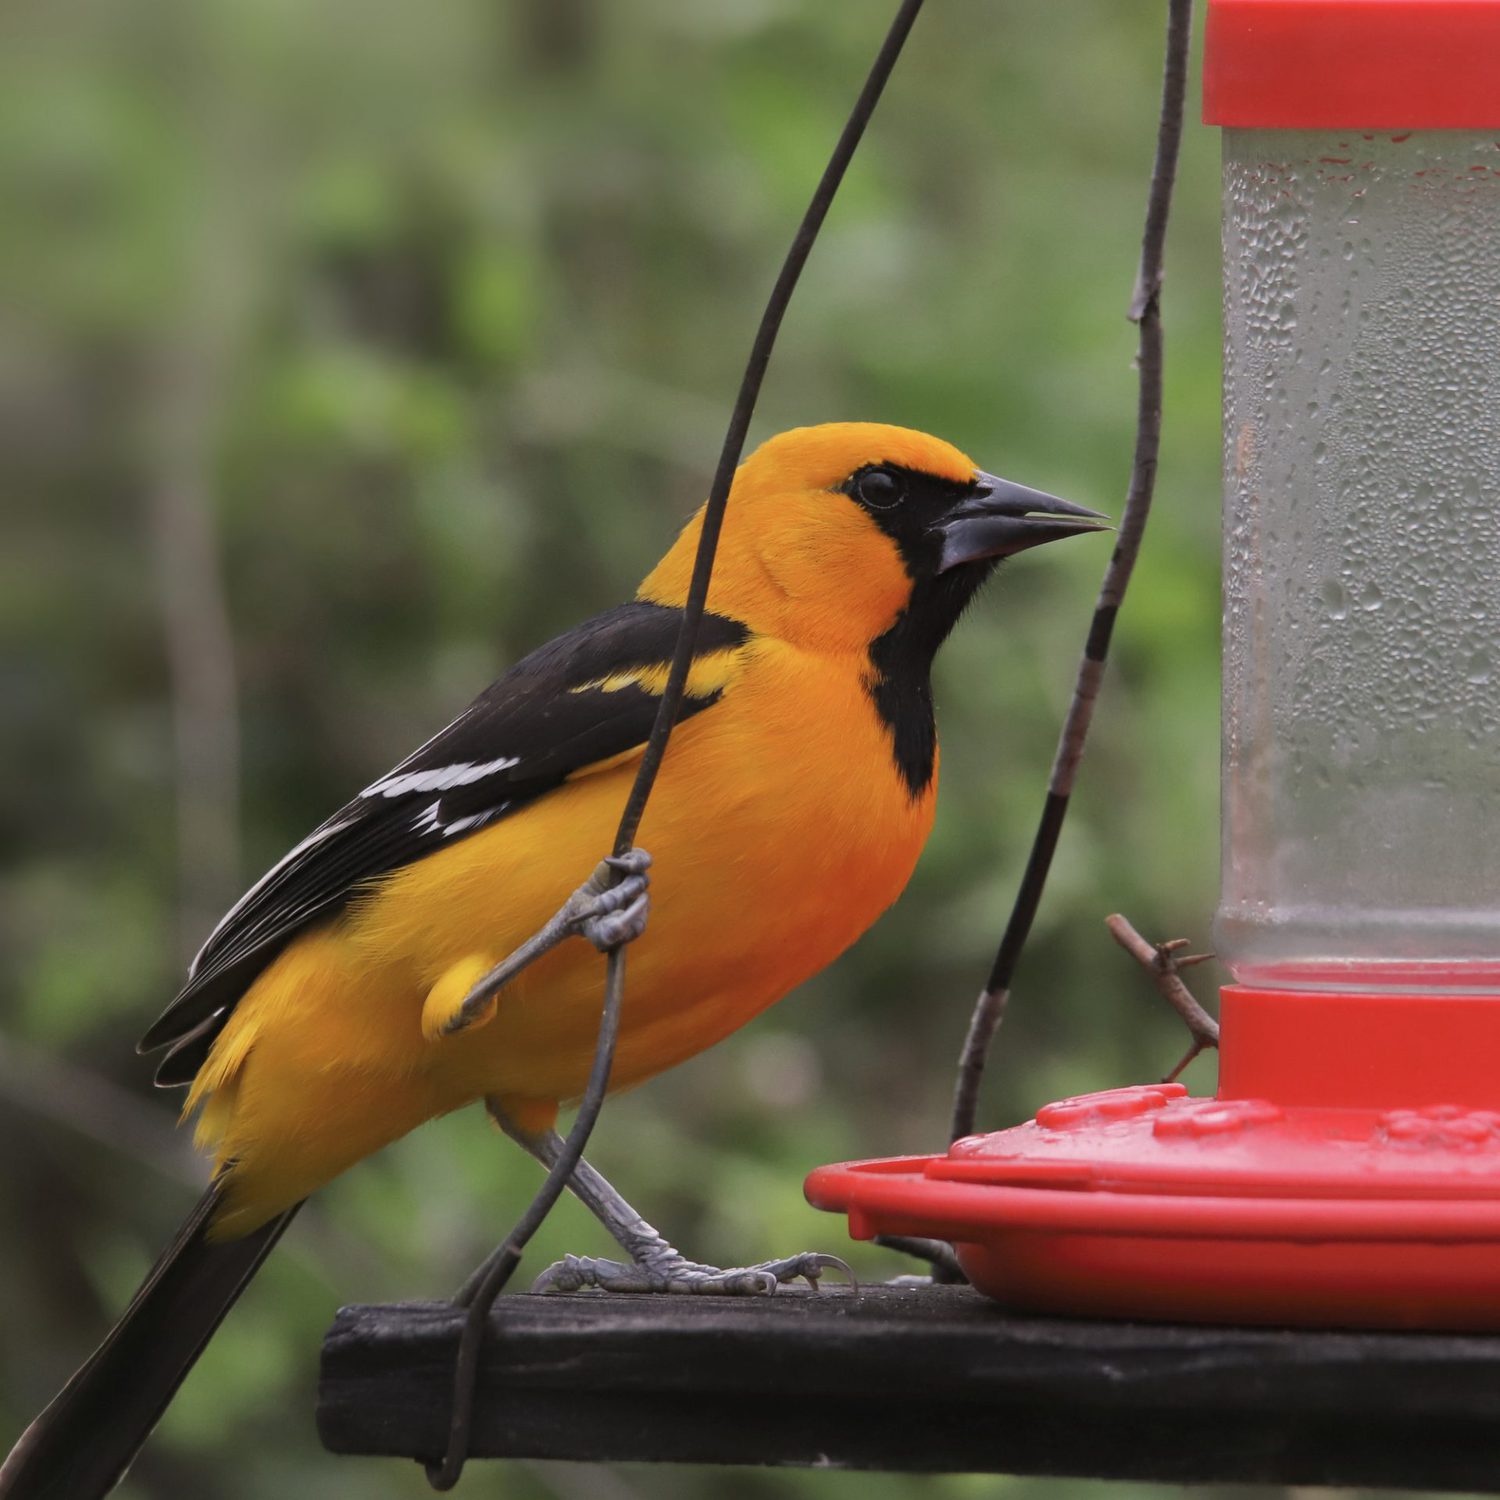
1206,0,1500,129
807,987,1500,1330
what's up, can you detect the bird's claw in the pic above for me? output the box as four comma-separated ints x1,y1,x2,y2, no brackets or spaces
443,849,654,1032
571,848,651,953
602,848,652,879
531,1249,855,1296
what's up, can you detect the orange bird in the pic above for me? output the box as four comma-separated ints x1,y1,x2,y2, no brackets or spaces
1,421,1103,1499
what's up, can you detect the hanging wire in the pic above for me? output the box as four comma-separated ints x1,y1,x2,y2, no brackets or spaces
425,0,927,1485
611,0,927,860
948,0,1194,1147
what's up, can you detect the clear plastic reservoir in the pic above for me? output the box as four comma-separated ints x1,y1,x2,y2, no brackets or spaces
1217,130,1500,993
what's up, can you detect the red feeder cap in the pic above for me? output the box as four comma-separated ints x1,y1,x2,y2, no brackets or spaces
1206,0,1500,129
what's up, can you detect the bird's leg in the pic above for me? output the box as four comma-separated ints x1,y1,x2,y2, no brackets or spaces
441,849,652,1036
487,1105,854,1296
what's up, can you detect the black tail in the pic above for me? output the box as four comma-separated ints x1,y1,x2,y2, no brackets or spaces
0,1187,299,1500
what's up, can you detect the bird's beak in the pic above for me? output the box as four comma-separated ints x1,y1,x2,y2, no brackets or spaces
935,471,1109,571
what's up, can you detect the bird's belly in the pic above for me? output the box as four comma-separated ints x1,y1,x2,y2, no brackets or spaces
499,784,925,1101
386,648,935,1106
201,646,933,1231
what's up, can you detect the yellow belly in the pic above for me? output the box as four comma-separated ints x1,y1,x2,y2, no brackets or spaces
195,639,935,1236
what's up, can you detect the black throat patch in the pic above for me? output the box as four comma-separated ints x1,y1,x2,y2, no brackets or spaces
865,562,995,797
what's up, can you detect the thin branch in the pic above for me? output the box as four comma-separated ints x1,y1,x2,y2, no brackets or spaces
143,53,261,965
1105,914,1219,1082
949,0,1193,1144
0,1037,385,1287
145,340,241,963
0,1035,201,1186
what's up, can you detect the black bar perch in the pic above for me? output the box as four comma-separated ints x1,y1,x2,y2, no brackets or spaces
319,1285,1500,1490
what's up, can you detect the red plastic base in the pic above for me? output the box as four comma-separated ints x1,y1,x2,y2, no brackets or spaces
806,985,1500,1330
1220,981,1500,1108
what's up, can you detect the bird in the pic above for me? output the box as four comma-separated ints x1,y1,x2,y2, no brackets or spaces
0,420,1104,1499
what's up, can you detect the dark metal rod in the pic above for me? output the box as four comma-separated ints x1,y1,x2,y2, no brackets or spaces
610,0,927,858
425,949,627,1489
426,1,930,1484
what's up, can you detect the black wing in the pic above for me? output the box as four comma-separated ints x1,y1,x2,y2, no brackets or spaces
140,601,749,1082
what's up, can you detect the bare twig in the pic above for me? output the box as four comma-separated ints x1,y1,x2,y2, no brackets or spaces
145,338,241,963
142,61,263,965
949,0,1193,1144
0,1037,384,1285
0,1036,201,1186
1105,914,1219,1082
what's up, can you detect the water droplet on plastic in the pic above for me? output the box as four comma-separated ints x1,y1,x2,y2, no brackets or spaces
1220,131,1500,985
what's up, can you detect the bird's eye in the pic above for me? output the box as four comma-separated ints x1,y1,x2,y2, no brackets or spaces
856,467,905,509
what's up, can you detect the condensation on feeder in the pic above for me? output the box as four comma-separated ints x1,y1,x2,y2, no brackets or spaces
1216,129,1500,993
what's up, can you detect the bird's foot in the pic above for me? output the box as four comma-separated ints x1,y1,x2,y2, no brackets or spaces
532,1246,854,1295
570,848,652,952
440,848,651,1035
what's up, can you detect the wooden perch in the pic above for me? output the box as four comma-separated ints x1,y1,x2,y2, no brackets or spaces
320,1285,1500,1491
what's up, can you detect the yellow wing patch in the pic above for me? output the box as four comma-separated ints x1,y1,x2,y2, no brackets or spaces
568,647,743,700
563,647,745,781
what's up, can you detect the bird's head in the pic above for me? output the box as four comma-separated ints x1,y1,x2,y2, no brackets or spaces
640,421,1105,654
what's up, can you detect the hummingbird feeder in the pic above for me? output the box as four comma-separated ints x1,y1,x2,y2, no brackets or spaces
808,0,1500,1329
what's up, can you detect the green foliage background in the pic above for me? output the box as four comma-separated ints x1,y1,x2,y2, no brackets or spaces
0,1,1351,1496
